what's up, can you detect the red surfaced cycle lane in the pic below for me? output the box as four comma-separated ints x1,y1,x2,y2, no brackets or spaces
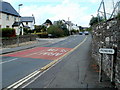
4,47,72,60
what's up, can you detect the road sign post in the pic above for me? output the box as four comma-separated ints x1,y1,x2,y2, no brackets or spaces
99,52,103,82
111,45,117,87
99,48,115,82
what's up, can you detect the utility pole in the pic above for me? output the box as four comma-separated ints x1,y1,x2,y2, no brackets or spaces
102,0,107,20
98,0,107,21
118,1,120,14
112,0,115,9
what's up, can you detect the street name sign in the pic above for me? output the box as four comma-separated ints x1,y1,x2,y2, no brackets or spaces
99,48,115,54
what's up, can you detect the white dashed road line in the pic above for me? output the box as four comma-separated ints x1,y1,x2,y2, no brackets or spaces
0,58,18,64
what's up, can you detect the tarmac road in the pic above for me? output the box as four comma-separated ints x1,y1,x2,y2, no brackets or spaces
1,35,86,88
1,35,115,89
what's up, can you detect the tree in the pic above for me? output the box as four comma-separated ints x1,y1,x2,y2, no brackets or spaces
45,19,52,25
89,16,104,26
78,26,84,31
34,25,47,32
116,13,120,20
47,25,64,37
56,20,69,36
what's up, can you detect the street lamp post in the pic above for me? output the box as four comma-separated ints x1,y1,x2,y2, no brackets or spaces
68,17,71,35
17,4,23,47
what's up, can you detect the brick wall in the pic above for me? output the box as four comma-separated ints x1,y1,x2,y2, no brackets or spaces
92,18,120,89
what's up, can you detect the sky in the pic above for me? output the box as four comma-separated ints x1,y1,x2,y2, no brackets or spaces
3,0,119,27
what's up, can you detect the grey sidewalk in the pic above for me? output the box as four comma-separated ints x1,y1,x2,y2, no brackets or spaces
0,37,67,55
0,41,49,55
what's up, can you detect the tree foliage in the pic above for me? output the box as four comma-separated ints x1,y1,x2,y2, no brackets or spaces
34,25,47,32
47,25,64,37
45,19,52,25
55,20,69,36
116,13,120,20
47,20,69,37
89,16,104,26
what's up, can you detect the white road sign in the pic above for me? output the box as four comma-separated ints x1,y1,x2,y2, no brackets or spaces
99,48,115,54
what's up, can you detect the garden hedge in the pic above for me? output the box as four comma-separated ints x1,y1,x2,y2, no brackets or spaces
0,28,16,37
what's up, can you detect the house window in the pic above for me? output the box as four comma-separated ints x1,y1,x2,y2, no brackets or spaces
6,14,9,20
6,26,9,28
14,17,16,21
26,22,28,25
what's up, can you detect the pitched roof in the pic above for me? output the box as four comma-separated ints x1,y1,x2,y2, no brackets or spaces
0,1,20,16
20,17,35,23
12,22,24,27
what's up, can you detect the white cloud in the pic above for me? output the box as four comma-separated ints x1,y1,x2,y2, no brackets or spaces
3,0,119,26
19,0,90,26
89,0,101,3
3,0,100,3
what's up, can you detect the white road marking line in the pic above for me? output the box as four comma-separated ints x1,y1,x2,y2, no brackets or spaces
7,70,40,89
22,56,64,88
23,36,88,88
0,58,18,64
24,50,46,57
5,36,88,88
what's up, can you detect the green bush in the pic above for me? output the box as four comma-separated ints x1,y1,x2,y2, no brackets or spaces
1,28,16,37
89,16,104,26
117,13,120,20
63,29,69,36
47,25,64,37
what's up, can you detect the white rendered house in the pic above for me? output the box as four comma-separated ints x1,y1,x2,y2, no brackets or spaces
0,1,24,35
21,16,35,30
0,1,20,28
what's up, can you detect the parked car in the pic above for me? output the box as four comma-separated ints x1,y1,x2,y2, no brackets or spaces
84,31,89,35
79,32,83,35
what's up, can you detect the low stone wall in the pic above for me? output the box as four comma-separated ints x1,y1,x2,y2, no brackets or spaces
2,34,38,47
92,18,120,89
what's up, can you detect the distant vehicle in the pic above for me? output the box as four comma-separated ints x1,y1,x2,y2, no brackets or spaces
79,32,83,35
84,31,89,35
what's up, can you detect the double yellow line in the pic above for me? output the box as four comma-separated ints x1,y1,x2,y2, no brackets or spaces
6,36,87,89
41,36,88,70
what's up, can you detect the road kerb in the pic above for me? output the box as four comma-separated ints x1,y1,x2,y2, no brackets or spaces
5,36,87,89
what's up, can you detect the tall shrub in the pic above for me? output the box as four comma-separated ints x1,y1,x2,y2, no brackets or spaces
117,13,120,20
1,28,16,37
47,25,64,37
